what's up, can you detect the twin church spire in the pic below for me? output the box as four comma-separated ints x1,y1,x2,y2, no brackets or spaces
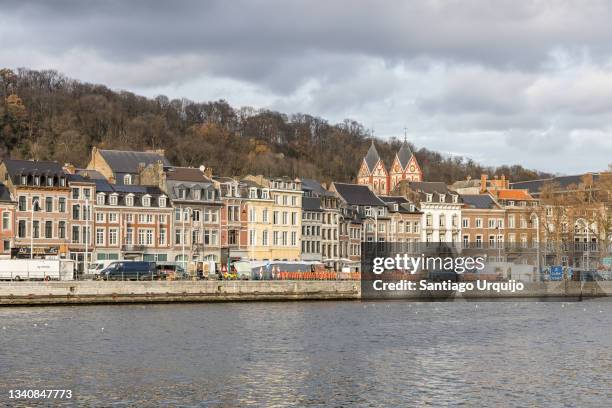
357,136,423,195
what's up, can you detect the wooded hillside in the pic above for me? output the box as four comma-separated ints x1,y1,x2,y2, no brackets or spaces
0,68,550,183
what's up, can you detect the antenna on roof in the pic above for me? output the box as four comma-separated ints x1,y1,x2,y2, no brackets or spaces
403,127,408,143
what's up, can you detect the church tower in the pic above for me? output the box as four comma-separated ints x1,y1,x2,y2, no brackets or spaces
390,136,423,191
357,140,389,195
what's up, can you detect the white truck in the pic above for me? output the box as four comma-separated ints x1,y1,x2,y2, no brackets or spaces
0,259,75,281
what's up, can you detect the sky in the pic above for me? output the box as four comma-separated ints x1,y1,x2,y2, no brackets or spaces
3,0,612,175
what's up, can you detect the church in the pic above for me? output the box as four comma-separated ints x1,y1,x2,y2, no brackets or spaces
357,139,423,195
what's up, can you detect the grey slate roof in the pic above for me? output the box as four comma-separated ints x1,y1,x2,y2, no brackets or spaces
302,197,322,211
461,194,498,209
0,183,12,202
511,174,602,195
334,183,386,206
364,141,381,172
76,169,108,180
99,149,170,173
3,159,64,176
407,181,461,204
396,141,413,169
301,178,333,197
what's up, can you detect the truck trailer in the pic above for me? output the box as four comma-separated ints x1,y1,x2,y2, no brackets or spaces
0,259,75,281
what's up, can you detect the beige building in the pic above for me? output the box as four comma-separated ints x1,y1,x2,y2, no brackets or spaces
242,175,302,261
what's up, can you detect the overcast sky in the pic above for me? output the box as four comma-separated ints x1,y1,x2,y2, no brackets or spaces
3,0,612,175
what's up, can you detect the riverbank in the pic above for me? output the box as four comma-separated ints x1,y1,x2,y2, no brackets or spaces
0,280,361,305
0,280,610,305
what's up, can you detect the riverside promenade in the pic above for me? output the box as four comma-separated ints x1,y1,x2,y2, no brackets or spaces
0,280,610,305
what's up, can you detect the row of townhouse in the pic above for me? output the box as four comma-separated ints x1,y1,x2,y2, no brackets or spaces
0,143,555,274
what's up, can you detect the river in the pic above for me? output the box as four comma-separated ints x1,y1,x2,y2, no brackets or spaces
0,300,611,407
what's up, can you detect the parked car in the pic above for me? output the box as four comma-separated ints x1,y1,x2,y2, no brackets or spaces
100,261,159,281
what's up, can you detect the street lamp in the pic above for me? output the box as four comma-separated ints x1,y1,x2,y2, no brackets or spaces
30,198,41,259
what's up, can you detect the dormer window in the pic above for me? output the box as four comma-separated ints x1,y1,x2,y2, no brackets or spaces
193,189,201,200
178,188,186,200
249,188,257,199
59,178,66,187
159,196,167,207
109,194,118,206
46,177,54,187
34,176,40,186
96,193,105,205
123,174,132,185
21,175,27,185
142,195,151,207
364,206,372,216
452,195,458,203
393,204,399,211
126,194,134,207
426,194,433,202
262,189,269,199
439,194,446,203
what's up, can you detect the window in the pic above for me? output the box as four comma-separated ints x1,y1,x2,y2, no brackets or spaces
83,188,91,199
475,218,482,228
175,228,182,245
273,211,279,224
45,221,52,238
462,218,469,228
58,197,66,212
45,197,53,212
109,228,118,245
32,197,41,211
20,175,27,185
126,195,134,206
228,230,237,245
249,207,256,222
58,221,66,239
96,213,105,223
34,176,40,186
192,229,199,244
139,229,146,245
262,209,268,223
18,196,26,211
123,174,132,185
488,219,496,229
291,231,297,246
1,212,9,230
159,215,167,225
282,212,288,225
291,196,297,206
463,235,469,246
109,195,118,206
146,229,153,246
159,228,166,246
159,196,166,207
249,229,256,245
96,194,105,205
72,204,80,220
192,210,200,222
273,231,279,246
193,189,201,200
282,231,288,246
142,196,151,207
72,188,80,199
96,228,105,245
291,212,297,225
262,230,268,246
72,226,80,243
426,214,433,227
59,178,66,187
508,215,515,228
18,220,26,238
126,228,133,245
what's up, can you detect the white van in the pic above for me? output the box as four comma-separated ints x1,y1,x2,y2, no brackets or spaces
88,260,121,278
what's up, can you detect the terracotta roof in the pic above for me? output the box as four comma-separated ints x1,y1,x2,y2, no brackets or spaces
496,190,534,200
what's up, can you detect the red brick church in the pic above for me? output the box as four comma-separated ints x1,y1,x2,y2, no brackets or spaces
357,139,423,195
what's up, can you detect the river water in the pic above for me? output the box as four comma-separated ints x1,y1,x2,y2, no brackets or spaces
0,300,611,407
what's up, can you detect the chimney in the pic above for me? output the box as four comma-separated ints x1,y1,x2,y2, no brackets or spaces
480,174,487,193
501,174,508,188
63,163,76,174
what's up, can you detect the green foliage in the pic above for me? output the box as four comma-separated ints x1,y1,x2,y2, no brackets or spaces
0,68,550,183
